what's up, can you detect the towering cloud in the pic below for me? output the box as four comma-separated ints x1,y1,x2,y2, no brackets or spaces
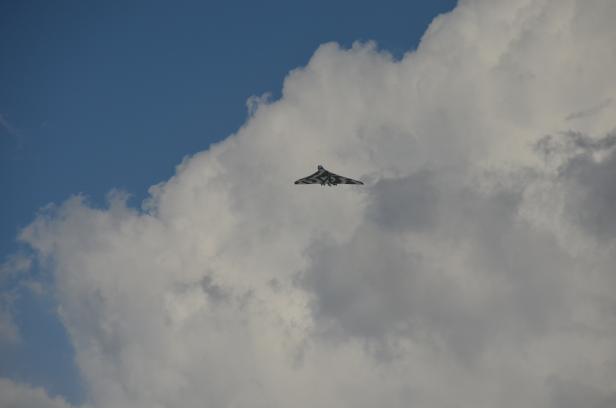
6,0,616,406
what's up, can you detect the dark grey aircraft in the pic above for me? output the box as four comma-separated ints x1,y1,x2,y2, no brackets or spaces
294,165,364,186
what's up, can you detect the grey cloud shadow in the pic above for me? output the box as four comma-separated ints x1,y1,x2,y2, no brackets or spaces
538,130,616,240
365,169,439,233
300,167,573,364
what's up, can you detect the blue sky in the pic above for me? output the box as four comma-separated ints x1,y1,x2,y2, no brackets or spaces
1,0,456,404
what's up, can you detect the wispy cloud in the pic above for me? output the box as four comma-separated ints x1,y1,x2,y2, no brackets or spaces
0,113,25,151
0,295,20,345
0,113,20,139
0,253,32,281
0,254,34,345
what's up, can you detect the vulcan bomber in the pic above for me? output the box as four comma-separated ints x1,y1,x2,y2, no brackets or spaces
294,165,363,186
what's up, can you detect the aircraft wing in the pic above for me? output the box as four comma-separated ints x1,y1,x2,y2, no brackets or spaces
294,169,324,184
327,171,364,185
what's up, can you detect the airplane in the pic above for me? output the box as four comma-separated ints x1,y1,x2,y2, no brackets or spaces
294,165,364,186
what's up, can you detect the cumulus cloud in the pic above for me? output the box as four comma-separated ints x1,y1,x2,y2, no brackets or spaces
0,378,83,408
5,0,616,406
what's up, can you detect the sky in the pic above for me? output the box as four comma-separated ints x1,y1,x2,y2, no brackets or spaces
2,0,616,407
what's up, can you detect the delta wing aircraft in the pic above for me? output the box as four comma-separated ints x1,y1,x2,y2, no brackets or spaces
294,165,364,186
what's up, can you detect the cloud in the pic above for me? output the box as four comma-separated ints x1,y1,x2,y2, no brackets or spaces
0,253,33,344
558,131,616,239
0,303,20,344
302,170,576,361
0,253,32,281
7,0,616,406
547,376,616,408
0,378,84,408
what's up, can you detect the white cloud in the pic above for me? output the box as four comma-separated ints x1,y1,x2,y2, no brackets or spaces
10,0,616,406
0,378,83,408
